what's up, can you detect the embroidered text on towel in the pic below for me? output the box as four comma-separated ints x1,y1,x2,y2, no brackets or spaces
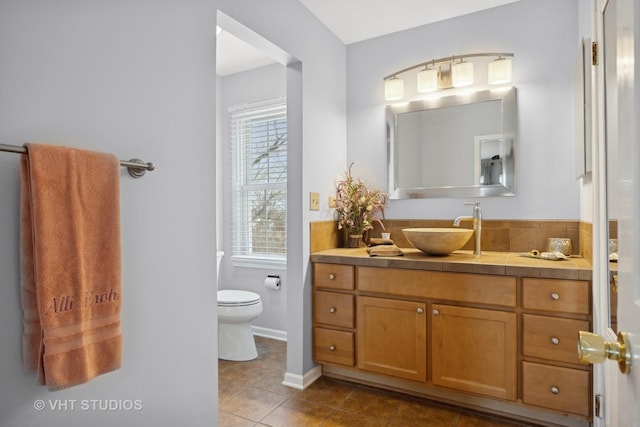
43,288,120,315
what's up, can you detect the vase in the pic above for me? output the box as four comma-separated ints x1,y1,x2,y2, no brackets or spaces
347,234,363,248
547,237,572,256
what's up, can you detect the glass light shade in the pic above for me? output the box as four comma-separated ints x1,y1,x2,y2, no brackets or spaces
488,57,512,84
452,61,474,87
417,68,438,92
384,77,405,101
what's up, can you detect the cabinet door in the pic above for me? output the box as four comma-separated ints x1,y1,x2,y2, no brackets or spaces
431,304,517,401
357,296,427,382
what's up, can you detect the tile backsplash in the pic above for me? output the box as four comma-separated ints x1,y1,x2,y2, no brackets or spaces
311,219,594,263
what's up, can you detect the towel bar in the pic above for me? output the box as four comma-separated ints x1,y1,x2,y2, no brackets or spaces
0,143,155,178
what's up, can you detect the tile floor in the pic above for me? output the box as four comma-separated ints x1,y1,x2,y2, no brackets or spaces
218,336,540,427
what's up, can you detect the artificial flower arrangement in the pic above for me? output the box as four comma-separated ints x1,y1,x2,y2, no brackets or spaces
335,163,387,247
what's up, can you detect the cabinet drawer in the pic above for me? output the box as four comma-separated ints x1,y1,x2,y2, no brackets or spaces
522,362,590,416
357,267,516,307
314,291,354,328
523,314,590,364
522,278,590,314
314,263,354,290
314,327,354,367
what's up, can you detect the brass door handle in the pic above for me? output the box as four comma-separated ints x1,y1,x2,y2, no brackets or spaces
577,330,631,374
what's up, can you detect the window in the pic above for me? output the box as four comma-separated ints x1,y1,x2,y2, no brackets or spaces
230,100,287,266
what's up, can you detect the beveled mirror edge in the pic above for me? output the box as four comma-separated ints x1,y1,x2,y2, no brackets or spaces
387,86,517,199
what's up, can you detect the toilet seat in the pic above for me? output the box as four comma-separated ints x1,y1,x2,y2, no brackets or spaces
218,290,261,307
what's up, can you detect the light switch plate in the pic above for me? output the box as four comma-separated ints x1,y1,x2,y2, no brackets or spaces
310,192,320,211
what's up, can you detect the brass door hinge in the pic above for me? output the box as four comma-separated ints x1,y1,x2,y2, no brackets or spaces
592,41,598,65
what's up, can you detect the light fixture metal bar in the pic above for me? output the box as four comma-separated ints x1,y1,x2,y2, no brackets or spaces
383,52,514,80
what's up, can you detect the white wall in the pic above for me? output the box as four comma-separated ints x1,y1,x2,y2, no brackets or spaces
348,0,583,220
218,63,288,336
0,1,218,426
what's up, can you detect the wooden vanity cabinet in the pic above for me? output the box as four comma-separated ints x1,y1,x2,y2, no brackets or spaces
521,277,592,417
311,260,593,426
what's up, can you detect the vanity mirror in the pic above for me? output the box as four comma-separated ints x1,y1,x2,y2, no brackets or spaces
387,87,517,199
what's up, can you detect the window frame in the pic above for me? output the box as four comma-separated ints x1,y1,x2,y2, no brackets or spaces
229,99,287,269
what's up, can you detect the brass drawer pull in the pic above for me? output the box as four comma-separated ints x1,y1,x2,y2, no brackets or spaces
551,292,560,300
329,345,336,352
432,309,439,316
329,306,336,313
551,337,560,345
417,307,424,314
329,273,335,280
550,386,560,394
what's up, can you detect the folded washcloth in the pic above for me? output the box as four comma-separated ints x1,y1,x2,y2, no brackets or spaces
369,237,394,246
21,143,122,390
367,244,404,257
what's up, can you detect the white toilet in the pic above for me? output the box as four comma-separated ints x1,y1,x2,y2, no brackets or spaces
216,251,263,361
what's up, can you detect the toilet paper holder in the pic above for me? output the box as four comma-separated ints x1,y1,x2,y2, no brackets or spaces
265,275,281,290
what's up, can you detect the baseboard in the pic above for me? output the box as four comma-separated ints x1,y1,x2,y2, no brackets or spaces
252,326,287,342
282,364,322,390
251,327,321,390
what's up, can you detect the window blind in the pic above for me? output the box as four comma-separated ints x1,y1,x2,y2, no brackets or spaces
230,100,287,260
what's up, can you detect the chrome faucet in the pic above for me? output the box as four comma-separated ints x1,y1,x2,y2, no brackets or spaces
453,201,482,255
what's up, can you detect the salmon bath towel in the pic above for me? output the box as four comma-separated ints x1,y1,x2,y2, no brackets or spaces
20,143,122,390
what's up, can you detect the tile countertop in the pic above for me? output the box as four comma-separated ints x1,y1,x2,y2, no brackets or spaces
310,248,593,281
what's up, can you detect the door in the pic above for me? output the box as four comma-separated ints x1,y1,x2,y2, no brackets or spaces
581,1,640,425
611,0,640,423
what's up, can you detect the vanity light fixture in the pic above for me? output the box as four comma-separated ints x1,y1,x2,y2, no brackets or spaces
383,52,514,101
416,63,438,93
452,58,474,87
384,76,405,101
488,56,512,84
